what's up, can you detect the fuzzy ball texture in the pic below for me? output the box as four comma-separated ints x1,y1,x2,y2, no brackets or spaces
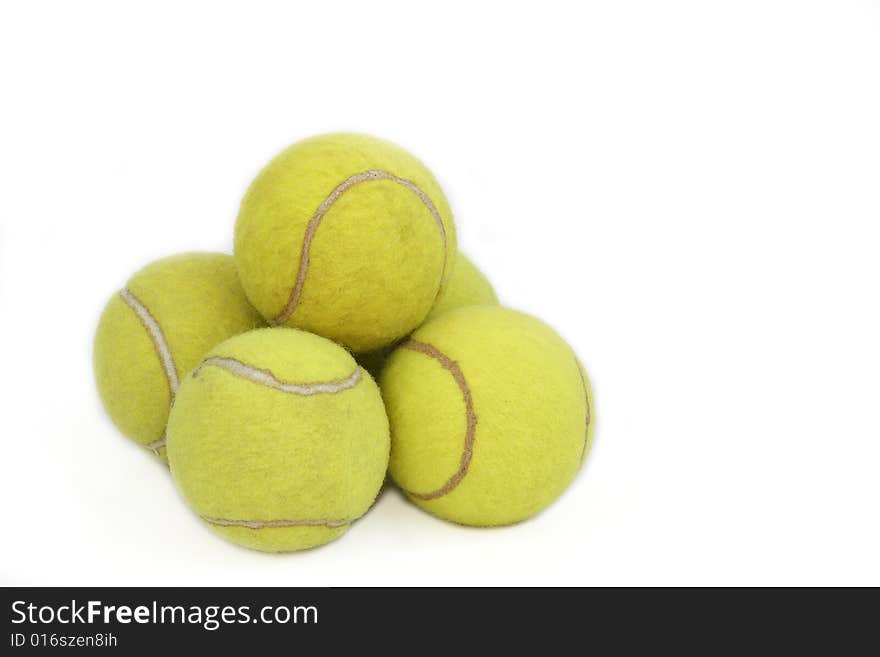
381,306,593,526
356,252,499,377
93,253,264,461
425,252,498,322
234,132,457,353
166,328,390,552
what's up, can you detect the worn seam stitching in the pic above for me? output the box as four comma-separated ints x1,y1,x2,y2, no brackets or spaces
399,339,477,500
119,288,178,455
200,516,352,530
193,356,362,395
271,169,448,325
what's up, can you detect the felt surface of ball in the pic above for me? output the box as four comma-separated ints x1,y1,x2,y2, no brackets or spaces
234,133,457,352
166,328,390,552
425,251,499,322
356,252,499,377
93,253,263,461
380,306,593,526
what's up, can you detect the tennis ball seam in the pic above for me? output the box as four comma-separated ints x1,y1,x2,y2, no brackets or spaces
398,338,477,500
145,432,168,457
119,288,178,456
394,340,594,501
575,362,593,463
192,356,362,394
269,169,449,326
201,516,351,530
182,355,368,531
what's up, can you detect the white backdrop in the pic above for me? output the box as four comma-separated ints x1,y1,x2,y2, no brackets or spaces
1,1,878,586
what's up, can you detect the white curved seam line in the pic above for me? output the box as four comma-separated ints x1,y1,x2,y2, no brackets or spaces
120,288,179,394
146,434,166,455
195,356,362,395
336,170,448,279
201,516,350,529
360,170,447,245
272,169,448,325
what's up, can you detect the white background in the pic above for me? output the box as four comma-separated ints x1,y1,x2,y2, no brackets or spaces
1,1,878,586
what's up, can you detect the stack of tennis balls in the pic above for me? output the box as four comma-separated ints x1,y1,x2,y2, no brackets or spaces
94,132,594,553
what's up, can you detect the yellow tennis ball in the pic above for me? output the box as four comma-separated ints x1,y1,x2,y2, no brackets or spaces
380,306,594,526
166,328,390,552
94,253,264,461
234,132,457,353
356,252,499,377
425,251,499,322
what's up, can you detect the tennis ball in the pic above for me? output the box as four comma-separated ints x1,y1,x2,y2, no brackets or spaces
356,252,499,377
380,306,594,526
93,253,263,461
234,132,456,353
166,328,390,552
425,251,499,322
